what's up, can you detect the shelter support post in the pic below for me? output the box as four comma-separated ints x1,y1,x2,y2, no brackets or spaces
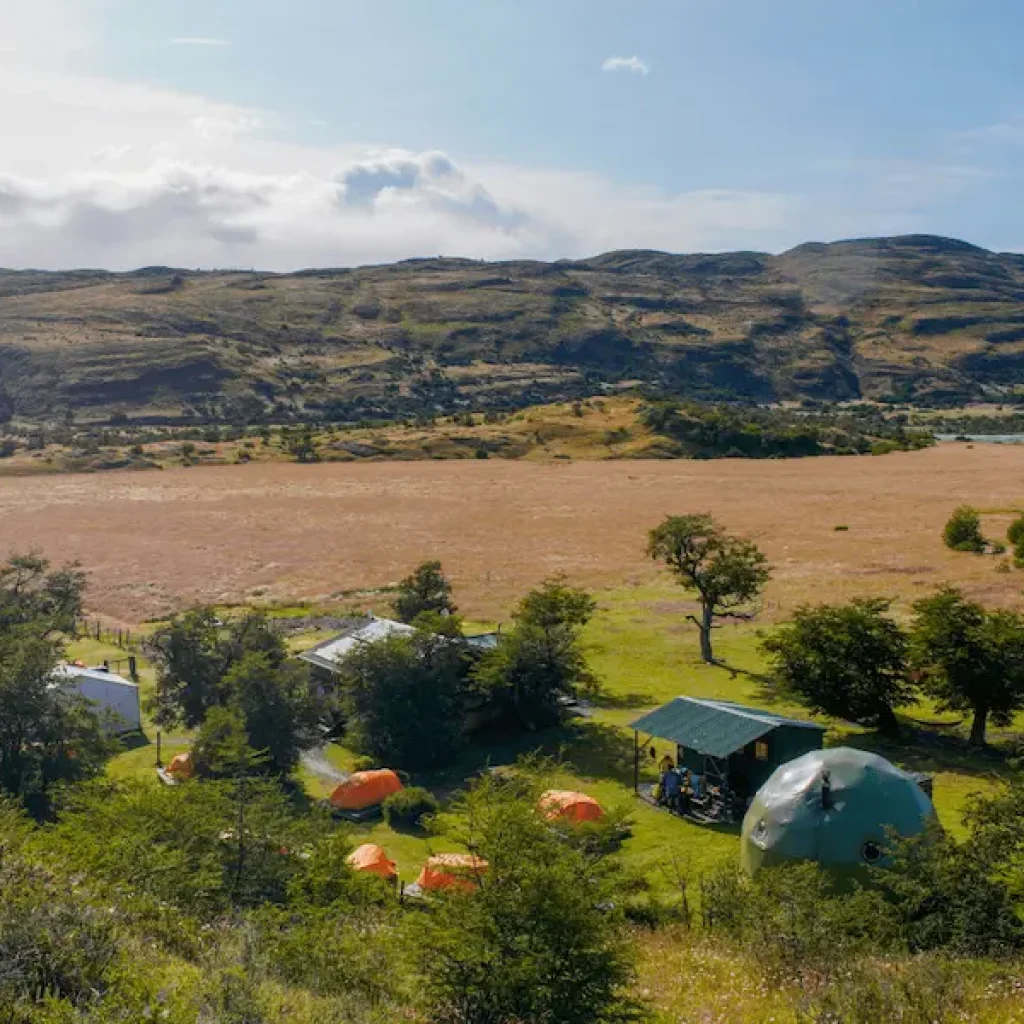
633,731,639,793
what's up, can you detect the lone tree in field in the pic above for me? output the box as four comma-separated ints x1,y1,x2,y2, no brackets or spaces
391,560,457,624
648,514,770,664
762,598,915,736
911,587,1024,746
943,505,986,553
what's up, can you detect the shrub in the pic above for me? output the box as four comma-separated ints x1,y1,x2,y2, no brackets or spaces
1008,513,1024,547
834,524,850,531
382,786,439,828
943,506,986,553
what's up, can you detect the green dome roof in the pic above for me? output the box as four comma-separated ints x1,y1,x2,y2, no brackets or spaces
741,747,935,874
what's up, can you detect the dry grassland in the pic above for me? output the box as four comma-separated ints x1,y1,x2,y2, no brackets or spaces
0,444,1020,624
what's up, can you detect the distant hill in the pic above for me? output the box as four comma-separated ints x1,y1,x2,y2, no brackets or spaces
2,234,1024,424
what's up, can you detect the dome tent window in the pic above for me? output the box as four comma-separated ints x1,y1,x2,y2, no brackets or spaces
861,841,883,865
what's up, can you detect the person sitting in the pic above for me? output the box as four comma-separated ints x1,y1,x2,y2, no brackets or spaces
658,753,675,776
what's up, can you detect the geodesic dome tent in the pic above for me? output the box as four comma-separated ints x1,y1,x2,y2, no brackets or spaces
741,747,935,874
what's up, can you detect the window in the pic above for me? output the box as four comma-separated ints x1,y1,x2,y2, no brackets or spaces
754,740,770,761
861,841,883,865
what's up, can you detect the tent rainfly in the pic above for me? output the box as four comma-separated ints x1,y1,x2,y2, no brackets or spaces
538,790,605,823
347,843,398,880
741,747,936,874
330,769,403,811
166,751,194,781
415,854,488,892
630,696,826,799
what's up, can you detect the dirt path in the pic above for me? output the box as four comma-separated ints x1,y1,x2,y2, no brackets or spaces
0,445,1020,623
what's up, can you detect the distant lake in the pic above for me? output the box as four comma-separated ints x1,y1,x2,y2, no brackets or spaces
936,434,1024,444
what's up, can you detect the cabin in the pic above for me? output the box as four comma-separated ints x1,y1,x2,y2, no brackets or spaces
52,664,142,733
630,696,825,803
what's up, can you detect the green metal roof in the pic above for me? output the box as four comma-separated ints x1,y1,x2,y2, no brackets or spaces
630,697,825,759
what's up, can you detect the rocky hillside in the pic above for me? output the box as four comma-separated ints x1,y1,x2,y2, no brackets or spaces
2,234,1023,424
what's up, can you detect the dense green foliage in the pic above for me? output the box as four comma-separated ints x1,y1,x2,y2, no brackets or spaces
474,577,597,728
0,555,113,817
640,400,933,459
648,514,770,663
381,786,439,828
942,505,987,553
910,587,1024,744
391,560,457,624
763,598,915,734
407,768,640,1024
339,629,471,770
146,609,322,774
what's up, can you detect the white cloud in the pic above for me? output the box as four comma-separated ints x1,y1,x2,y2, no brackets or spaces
169,37,233,48
959,121,1024,148
601,56,650,76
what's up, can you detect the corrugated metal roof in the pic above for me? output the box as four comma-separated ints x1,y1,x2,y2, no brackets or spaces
630,696,824,759
298,617,500,672
53,664,138,690
298,617,416,672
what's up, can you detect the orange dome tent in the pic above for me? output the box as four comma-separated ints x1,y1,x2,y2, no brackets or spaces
415,853,488,892
167,751,194,781
347,843,398,881
538,789,604,823
329,769,403,811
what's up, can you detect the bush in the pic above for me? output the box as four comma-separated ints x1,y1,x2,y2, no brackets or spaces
1008,513,1024,547
943,506,986,553
382,786,439,828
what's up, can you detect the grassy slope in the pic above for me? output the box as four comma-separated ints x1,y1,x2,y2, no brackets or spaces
4,235,1024,429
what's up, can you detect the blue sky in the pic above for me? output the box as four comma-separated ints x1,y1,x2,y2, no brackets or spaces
1,0,1022,268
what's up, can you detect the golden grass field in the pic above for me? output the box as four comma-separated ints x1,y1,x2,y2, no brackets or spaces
0,442,1021,624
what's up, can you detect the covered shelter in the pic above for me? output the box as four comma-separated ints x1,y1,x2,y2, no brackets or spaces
630,697,826,805
538,790,604,823
415,853,488,893
329,769,403,812
741,747,935,874
347,843,398,881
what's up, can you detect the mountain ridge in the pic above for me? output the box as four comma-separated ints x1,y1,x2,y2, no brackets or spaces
2,234,1023,425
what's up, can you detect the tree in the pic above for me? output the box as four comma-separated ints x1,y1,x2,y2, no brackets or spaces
762,598,915,735
910,587,1024,745
407,766,639,1024
943,505,986,553
339,629,469,770
391,560,457,623
647,514,770,663
147,609,321,774
0,554,112,817
222,653,323,776
474,576,596,728
146,609,288,729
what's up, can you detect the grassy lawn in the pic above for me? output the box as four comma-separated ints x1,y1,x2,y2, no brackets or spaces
97,579,1021,887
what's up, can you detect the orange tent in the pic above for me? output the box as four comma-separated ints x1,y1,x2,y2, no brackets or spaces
167,751,193,780
415,853,488,892
347,843,398,881
329,769,403,811
538,789,605,823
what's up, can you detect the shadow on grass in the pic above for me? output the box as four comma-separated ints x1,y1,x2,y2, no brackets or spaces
415,719,641,795
117,730,152,752
588,689,657,710
835,723,1020,781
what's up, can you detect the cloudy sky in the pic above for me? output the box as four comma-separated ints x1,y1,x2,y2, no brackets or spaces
1,0,1022,270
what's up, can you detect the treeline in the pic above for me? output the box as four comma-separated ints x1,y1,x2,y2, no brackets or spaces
640,400,934,458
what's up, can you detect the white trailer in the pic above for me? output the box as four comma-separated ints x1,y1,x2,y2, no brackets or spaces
53,664,142,734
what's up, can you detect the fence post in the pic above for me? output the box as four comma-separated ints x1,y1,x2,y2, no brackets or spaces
129,656,138,681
